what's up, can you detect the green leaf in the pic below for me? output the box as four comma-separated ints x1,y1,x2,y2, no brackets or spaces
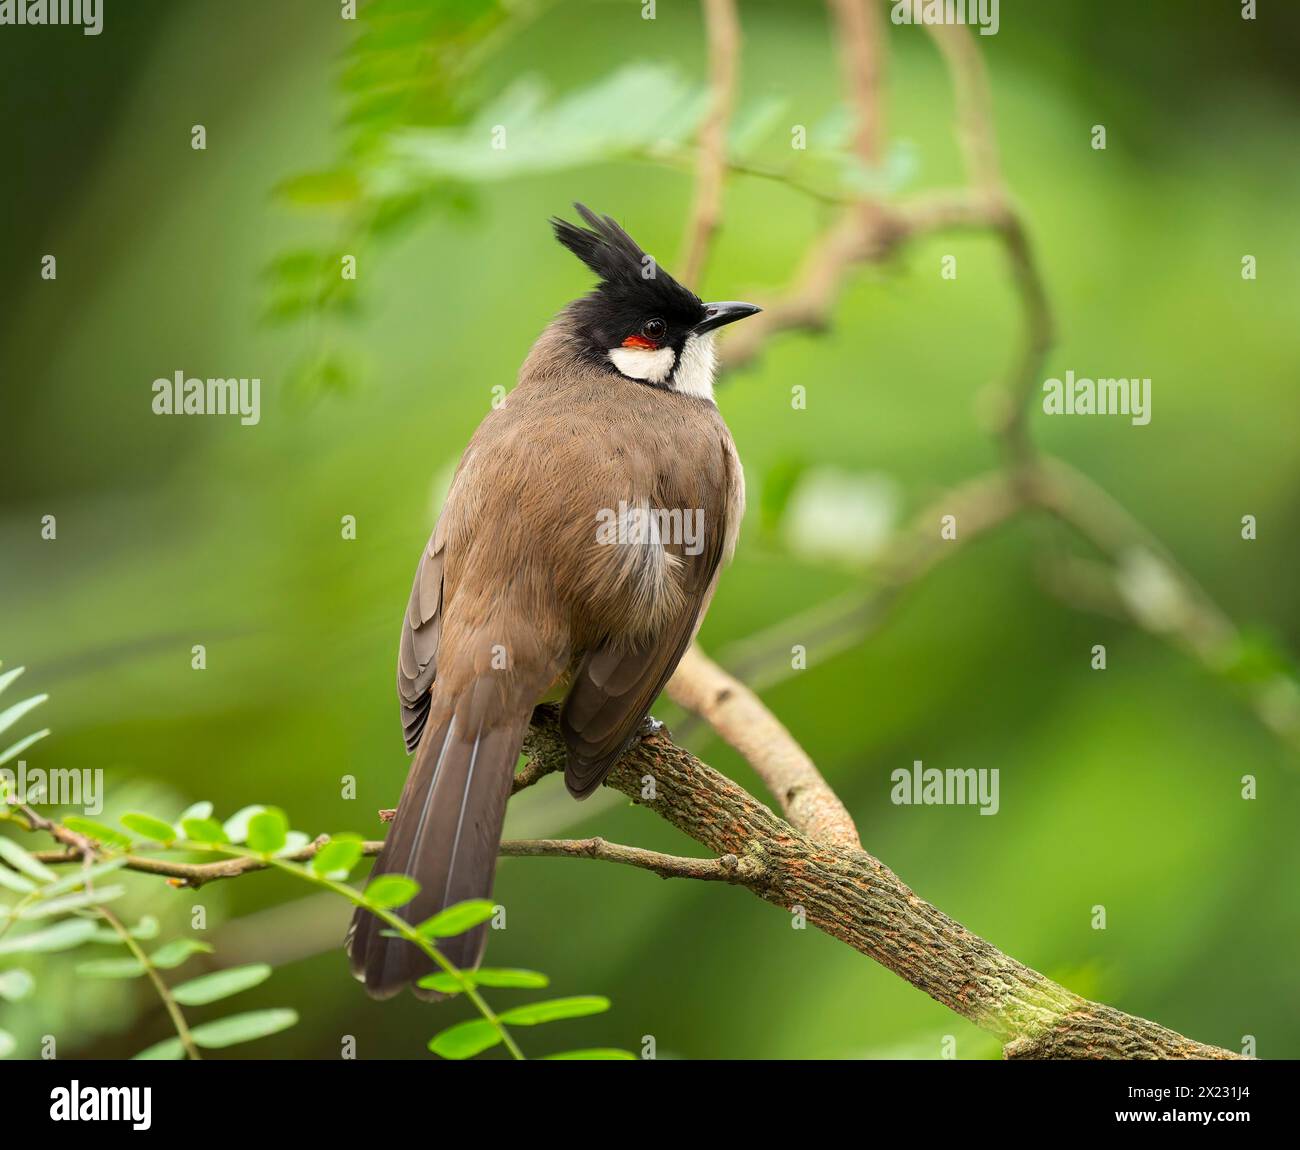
415,967,550,994
62,817,132,850
472,967,549,989
176,801,214,825
76,957,146,979
148,938,214,970
0,1028,14,1058
363,874,420,909
0,917,97,955
246,808,288,854
120,812,177,845
0,837,57,882
428,1019,501,1060
0,969,35,1001
274,169,361,207
89,914,159,944
758,456,809,539
133,1037,184,1060
21,884,126,919
1221,629,1298,684
310,835,364,878
283,348,356,397
0,865,36,894
542,1048,637,1060
130,914,162,940
0,670,48,768
278,831,311,857
262,248,334,285
415,972,468,994
0,691,47,739
497,996,611,1026
180,817,229,844
382,65,706,186
171,963,272,1006
0,727,50,767
189,1009,298,1049
42,858,128,897
222,805,266,844
416,898,494,937
727,95,788,158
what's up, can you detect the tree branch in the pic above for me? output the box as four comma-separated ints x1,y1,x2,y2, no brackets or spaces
828,0,885,166
516,706,1242,1060
701,6,1299,751
667,646,861,848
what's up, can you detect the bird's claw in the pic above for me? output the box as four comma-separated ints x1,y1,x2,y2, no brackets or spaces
638,714,667,741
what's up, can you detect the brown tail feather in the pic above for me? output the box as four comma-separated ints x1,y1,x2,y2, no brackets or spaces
347,700,530,1000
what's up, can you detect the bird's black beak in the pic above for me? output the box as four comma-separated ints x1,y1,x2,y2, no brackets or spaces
693,301,762,335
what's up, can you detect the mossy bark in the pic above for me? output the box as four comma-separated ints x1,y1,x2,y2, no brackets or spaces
524,706,1242,1061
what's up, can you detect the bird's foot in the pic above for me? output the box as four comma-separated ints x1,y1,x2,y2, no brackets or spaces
638,714,668,742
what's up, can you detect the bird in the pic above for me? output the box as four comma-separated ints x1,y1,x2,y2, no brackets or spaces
346,203,760,999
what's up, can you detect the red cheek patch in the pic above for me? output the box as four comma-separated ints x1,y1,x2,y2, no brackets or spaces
621,334,659,350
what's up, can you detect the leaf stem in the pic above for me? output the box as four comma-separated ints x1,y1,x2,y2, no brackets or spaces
99,905,200,1061
174,840,527,1061
265,857,527,1062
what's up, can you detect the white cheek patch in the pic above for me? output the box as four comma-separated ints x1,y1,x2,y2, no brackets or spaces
608,344,676,384
671,332,717,401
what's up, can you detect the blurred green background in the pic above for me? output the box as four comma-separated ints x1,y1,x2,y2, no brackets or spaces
2,0,1298,1059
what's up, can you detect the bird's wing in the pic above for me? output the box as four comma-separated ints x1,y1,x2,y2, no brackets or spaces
559,435,738,798
397,515,447,753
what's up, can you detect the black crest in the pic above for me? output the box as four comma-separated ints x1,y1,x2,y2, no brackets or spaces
551,203,703,319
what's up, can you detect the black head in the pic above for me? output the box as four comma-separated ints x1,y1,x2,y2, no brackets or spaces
551,203,760,397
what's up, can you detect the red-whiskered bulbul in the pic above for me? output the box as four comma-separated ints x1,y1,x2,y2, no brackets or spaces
346,204,759,999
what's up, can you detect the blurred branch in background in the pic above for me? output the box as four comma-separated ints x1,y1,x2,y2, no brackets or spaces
713,470,1021,691
677,0,740,288
685,1,1300,752
654,0,1272,1055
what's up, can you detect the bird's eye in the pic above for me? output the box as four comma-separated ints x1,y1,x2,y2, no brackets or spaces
642,318,667,341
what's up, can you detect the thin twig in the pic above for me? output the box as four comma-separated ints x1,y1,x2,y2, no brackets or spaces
712,469,1022,691
828,0,885,166
99,905,200,1061
923,18,1002,195
30,836,365,889
30,832,756,889
499,836,761,883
